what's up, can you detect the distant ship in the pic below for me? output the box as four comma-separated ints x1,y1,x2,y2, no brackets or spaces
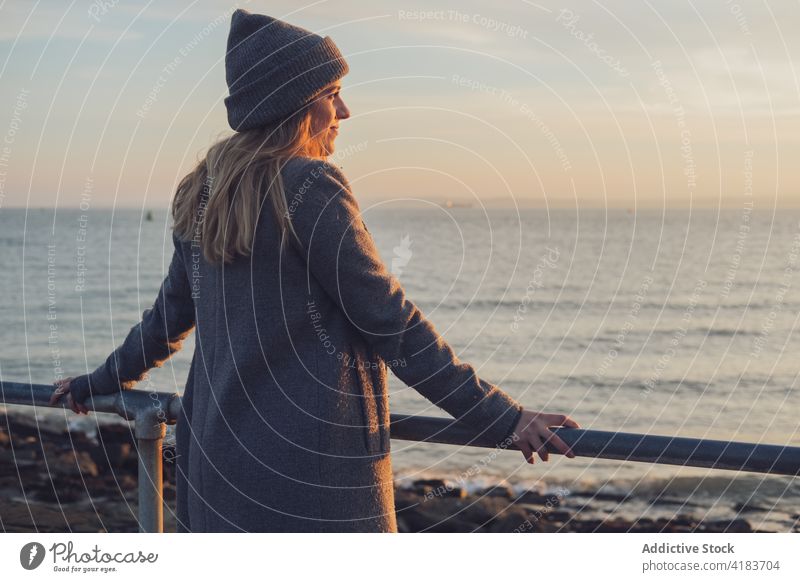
441,200,473,209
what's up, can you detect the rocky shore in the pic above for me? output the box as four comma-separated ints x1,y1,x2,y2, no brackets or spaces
0,408,791,533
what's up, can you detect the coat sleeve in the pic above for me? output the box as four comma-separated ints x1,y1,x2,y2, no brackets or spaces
288,159,523,447
70,231,196,405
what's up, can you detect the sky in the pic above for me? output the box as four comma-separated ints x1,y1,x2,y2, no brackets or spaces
0,0,798,210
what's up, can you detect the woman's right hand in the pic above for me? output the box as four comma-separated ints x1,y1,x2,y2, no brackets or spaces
49,376,90,415
511,409,580,463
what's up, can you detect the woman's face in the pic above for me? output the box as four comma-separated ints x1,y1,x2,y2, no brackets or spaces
309,80,350,156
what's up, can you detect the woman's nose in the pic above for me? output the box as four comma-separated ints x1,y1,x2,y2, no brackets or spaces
336,98,350,120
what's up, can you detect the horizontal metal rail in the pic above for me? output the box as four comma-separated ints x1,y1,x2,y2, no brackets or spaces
2,382,798,533
389,414,800,476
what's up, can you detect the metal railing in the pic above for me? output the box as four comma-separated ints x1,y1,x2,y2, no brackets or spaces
2,381,179,533
2,381,799,532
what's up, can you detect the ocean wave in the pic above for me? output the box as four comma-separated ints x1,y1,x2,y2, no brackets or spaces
396,468,799,509
430,297,797,313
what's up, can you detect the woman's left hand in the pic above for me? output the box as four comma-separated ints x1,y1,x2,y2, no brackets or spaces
49,377,90,415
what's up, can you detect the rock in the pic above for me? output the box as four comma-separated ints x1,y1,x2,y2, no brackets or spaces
90,441,136,474
410,478,447,494
701,518,752,533
76,451,100,479
514,490,563,506
406,478,465,499
0,497,139,533
425,517,477,532
649,495,701,508
570,489,632,503
489,507,538,533
594,492,632,503
117,473,138,490
734,502,770,513
393,488,423,511
456,497,509,526
673,514,698,528
1,410,69,438
31,475,86,503
0,445,39,468
569,518,603,532
395,508,476,532
633,517,655,530
543,510,572,523
444,487,467,499
51,450,99,478
597,517,637,532
478,484,515,499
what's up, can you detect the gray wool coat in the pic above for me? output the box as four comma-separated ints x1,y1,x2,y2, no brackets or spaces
70,156,524,532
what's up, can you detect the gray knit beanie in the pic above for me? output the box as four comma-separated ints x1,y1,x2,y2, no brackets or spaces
224,9,349,131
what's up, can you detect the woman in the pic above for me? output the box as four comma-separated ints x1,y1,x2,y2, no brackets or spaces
50,9,579,532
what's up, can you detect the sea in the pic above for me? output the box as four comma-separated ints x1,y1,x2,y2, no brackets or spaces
1,206,798,531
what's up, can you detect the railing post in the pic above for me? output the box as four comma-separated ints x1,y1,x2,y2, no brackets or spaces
134,410,167,533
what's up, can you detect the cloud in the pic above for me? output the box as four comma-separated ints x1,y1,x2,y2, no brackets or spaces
0,2,142,42
640,46,800,116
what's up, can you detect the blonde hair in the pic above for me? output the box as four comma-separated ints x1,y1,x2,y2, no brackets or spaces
171,104,329,265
